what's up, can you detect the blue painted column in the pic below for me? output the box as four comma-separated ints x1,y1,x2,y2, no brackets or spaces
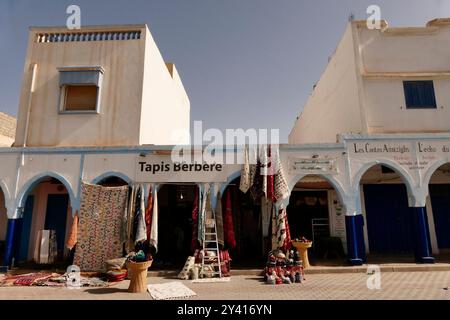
3,219,18,267
411,207,435,264
345,214,366,266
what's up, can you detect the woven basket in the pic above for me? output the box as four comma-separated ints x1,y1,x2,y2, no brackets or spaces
126,260,152,293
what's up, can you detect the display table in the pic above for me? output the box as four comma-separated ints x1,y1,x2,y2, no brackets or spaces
126,260,152,293
291,241,313,269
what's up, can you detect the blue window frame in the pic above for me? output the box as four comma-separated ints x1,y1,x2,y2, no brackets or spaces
403,81,437,109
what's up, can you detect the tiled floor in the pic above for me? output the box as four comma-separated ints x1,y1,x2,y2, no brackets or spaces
0,271,449,300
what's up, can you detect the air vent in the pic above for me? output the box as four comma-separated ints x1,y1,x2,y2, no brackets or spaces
35,31,141,43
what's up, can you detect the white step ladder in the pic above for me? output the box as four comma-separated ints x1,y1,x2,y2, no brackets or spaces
200,202,222,278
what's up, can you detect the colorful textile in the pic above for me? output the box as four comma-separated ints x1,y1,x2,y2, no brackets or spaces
124,185,136,252
0,273,54,287
276,206,291,251
215,191,224,247
149,187,158,252
145,185,153,243
271,206,278,251
191,187,199,253
223,190,236,249
66,211,78,250
266,146,275,201
134,186,147,244
74,182,129,271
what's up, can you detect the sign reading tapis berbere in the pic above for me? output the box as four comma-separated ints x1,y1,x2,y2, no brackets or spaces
135,155,228,183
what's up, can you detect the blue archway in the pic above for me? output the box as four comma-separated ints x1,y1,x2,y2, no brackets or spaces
91,171,132,185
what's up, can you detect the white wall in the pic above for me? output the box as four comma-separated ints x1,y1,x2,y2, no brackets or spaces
139,27,190,145
289,24,363,144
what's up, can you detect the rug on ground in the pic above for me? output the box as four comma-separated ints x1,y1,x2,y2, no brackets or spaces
147,282,197,300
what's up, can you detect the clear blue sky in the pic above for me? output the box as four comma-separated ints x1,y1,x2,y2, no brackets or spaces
1,0,449,142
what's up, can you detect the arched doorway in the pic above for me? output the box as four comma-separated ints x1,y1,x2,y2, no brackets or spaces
96,176,129,187
222,177,263,267
428,163,450,252
154,184,196,269
287,175,347,264
14,176,73,267
359,164,429,260
0,187,8,265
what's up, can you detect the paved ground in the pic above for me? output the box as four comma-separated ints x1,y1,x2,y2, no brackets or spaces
0,271,449,300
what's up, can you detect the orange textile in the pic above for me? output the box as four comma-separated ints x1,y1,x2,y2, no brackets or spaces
66,211,78,250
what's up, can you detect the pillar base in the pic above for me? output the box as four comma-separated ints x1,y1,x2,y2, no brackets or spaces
348,258,364,266
416,256,435,264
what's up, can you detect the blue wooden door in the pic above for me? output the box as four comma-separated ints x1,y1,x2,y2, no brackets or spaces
429,184,450,249
16,196,34,262
44,194,69,255
363,184,415,254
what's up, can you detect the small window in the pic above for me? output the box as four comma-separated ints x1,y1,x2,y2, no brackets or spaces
403,81,437,109
58,66,103,113
63,85,98,111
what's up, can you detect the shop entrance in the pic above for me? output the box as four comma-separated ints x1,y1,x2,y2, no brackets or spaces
361,165,432,259
13,177,73,266
428,163,450,251
154,184,196,269
223,178,263,267
287,175,346,263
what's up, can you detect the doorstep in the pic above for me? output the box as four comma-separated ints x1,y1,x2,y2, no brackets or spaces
147,263,450,277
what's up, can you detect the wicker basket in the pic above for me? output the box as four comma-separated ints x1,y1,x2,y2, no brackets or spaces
126,260,153,293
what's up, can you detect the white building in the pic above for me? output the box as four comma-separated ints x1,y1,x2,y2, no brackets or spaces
1,20,449,270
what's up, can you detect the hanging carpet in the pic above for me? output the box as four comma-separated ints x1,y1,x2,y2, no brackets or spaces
74,182,129,271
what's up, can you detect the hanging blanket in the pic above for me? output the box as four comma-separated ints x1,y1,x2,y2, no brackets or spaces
273,148,290,202
276,206,291,251
74,182,129,271
134,186,147,244
124,185,136,252
215,191,224,247
223,190,236,249
145,185,153,244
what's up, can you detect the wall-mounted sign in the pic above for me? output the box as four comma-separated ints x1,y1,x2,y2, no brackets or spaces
135,155,228,183
289,157,338,175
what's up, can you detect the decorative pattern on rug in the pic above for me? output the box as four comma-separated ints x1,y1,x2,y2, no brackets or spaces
74,182,129,271
147,282,197,300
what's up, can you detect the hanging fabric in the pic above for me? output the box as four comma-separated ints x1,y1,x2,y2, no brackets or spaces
134,185,147,244
145,185,153,243
215,190,224,247
260,145,268,198
74,182,129,271
198,186,208,245
276,206,292,251
223,190,236,249
191,186,199,253
266,145,275,202
271,207,278,251
273,147,290,202
124,185,136,252
149,187,158,252
66,210,78,250
239,145,251,193
261,199,274,238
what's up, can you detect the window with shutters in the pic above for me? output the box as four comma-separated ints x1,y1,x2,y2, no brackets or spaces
58,66,104,113
403,80,437,109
